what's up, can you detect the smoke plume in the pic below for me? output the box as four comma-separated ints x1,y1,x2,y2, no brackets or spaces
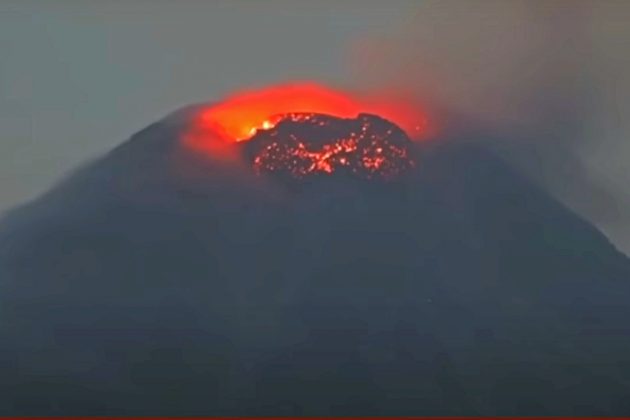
348,0,630,254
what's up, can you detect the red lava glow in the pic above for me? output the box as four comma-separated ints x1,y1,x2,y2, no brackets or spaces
183,82,431,155
245,112,414,180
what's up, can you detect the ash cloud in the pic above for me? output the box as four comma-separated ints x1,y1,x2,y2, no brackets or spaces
349,0,630,254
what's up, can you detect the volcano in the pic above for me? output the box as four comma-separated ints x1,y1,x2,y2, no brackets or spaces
0,102,630,416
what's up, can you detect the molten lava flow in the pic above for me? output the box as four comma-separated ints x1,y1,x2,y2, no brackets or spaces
242,112,415,180
183,82,430,155
197,83,358,143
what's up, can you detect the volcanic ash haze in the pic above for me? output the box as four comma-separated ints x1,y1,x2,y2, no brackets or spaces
1,85,630,416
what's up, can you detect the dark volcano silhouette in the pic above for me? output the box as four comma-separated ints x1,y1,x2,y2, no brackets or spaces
0,106,629,416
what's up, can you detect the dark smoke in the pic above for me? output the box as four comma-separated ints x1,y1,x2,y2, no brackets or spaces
1,105,630,416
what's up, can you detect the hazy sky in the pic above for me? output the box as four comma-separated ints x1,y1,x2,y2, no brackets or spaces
1,0,629,253
0,0,414,208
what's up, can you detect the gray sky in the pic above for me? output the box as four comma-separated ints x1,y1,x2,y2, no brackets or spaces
0,0,414,208
1,0,629,253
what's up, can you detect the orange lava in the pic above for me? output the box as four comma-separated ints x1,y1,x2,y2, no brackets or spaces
183,82,430,155
246,113,414,180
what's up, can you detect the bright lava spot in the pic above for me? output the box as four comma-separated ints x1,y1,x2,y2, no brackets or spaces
243,112,415,181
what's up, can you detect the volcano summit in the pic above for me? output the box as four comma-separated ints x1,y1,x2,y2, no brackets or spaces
243,112,415,180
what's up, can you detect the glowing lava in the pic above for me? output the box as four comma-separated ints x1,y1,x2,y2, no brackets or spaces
243,112,415,180
183,82,430,155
